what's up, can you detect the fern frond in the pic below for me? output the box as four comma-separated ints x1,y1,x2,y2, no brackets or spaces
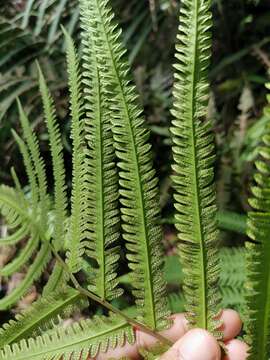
17,99,49,233
38,66,67,251
79,0,122,301
0,287,85,347
62,27,86,273
245,83,270,359
79,0,170,330
0,242,51,310
171,0,221,336
0,315,135,360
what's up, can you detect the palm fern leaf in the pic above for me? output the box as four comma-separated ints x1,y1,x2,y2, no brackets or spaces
171,0,221,336
245,83,270,360
0,287,85,347
0,315,135,360
79,0,170,331
78,0,122,301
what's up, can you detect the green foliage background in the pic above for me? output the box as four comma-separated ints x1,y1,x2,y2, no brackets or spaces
0,1,269,356
1,0,270,229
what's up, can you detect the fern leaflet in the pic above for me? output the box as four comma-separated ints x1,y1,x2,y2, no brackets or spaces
79,0,122,301
0,287,85,347
38,66,67,250
63,28,86,272
0,315,135,360
171,0,221,336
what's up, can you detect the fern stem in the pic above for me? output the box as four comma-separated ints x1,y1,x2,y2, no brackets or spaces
51,245,173,347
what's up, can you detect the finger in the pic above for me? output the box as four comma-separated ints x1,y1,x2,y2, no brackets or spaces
136,313,189,350
160,329,221,360
223,339,249,360
220,309,242,341
95,313,189,360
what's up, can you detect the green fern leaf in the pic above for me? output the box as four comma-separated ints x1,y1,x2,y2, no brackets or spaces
38,66,67,251
171,0,221,336
0,315,135,360
0,287,85,347
79,0,170,330
17,100,49,233
79,0,122,301
62,27,86,273
245,83,270,360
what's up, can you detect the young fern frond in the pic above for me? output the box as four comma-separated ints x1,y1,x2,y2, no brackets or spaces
79,0,122,301
171,0,221,336
0,315,135,360
245,83,270,360
80,0,170,330
63,28,86,273
38,66,67,250
0,288,85,347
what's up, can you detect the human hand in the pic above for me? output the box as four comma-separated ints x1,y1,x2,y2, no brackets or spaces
94,309,248,359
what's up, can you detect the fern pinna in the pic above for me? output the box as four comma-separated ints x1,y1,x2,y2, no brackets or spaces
245,83,270,360
79,0,170,331
171,0,221,336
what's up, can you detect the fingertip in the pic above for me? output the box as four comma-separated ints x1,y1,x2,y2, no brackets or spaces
221,309,242,341
224,339,249,360
162,329,221,360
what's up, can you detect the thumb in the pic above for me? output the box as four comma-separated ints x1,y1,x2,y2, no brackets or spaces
160,329,221,360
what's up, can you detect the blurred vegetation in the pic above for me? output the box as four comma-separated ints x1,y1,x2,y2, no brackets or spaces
1,0,270,246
